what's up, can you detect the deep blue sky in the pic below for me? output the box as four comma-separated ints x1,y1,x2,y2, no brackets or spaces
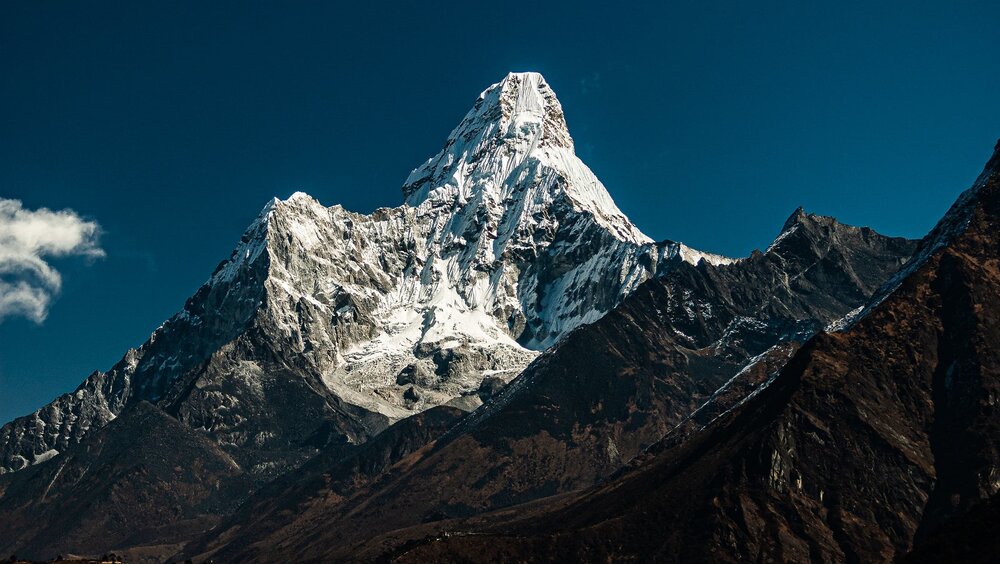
2,1,999,423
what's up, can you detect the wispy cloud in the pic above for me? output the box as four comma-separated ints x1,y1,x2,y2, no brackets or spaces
0,198,104,323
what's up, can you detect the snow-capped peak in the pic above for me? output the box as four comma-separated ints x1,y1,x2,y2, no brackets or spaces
401,71,650,245
487,71,573,149
0,72,740,476
187,72,740,416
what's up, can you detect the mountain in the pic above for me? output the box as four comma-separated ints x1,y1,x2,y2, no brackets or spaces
1,72,730,481
329,142,1000,562
0,71,924,561
174,405,465,563
0,402,249,561
180,209,917,561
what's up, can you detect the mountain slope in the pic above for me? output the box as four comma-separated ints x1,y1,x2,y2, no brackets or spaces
1,72,718,479
185,208,916,562
0,402,250,561
0,71,930,562
183,406,465,563
374,141,1000,562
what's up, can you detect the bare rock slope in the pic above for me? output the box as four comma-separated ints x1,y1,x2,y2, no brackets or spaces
358,142,1000,563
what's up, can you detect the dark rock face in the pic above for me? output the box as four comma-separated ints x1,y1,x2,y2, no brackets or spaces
159,330,386,481
0,232,270,477
658,207,916,358
363,143,1000,562
0,402,462,563
181,406,465,563
183,209,917,562
0,402,250,561
902,494,1000,564
476,375,507,402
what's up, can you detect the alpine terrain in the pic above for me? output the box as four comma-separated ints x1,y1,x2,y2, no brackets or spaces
1,72,954,563
1,72,723,482
349,140,1000,564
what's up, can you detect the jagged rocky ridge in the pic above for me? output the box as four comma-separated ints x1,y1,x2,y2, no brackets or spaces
0,71,928,562
0,199,916,561
1,72,729,479
334,143,1000,562
179,208,917,562
0,402,250,559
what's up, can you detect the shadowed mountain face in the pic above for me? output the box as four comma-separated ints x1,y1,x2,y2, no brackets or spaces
0,402,250,561
337,144,1000,562
0,404,465,563
183,406,466,562
181,206,917,562
901,494,1000,564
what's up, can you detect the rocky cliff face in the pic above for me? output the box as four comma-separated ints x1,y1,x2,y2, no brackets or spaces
181,207,917,562
0,72,728,479
354,142,1000,563
0,70,937,562
0,402,250,560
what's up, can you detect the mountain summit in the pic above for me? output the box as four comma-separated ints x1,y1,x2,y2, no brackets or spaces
401,72,645,243
0,72,927,562
361,141,1000,564
0,72,725,478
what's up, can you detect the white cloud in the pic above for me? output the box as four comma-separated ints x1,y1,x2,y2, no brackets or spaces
0,198,104,323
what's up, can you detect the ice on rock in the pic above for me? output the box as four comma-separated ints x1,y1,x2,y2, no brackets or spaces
1,71,737,473
403,72,649,245
250,71,736,417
